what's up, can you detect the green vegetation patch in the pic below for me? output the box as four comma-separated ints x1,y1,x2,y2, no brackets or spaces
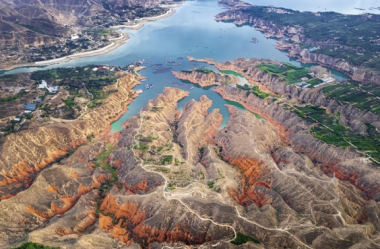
225,99,246,109
240,6,380,71
0,91,25,103
257,63,310,84
196,68,214,74
207,181,214,188
307,78,323,87
133,142,149,152
160,155,173,165
12,242,59,249
252,86,271,99
292,104,380,163
219,70,244,78
321,81,380,113
237,84,270,99
93,145,123,218
231,232,260,245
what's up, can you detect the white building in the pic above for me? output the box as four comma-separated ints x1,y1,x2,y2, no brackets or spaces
38,80,48,89
38,80,58,94
71,34,80,40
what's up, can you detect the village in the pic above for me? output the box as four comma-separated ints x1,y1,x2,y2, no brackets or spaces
1,4,172,70
0,65,124,139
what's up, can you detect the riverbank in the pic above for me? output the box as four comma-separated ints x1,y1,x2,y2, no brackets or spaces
0,7,179,72
0,34,129,70
35,33,129,66
136,8,176,21
110,8,177,31
110,23,144,30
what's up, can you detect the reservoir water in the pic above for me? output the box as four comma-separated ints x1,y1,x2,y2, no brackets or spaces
0,0,352,132
246,0,380,14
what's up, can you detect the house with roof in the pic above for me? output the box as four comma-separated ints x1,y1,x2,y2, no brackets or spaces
24,104,36,111
38,80,58,94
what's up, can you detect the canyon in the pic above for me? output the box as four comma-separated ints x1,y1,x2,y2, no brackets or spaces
1,0,380,248
1,64,380,247
0,72,140,201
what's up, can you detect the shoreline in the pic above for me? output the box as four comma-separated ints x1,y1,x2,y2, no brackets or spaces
110,8,177,31
1,7,179,72
1,34,129,71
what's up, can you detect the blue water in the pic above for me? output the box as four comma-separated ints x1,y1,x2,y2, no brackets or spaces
0,0,351,133
247,0,380,14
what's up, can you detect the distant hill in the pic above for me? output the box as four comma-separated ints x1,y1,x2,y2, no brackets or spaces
0,0,163,49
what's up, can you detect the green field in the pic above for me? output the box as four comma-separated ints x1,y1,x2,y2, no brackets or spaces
322,82,380,113
257,63,311,84
239,6,380,71
237,84,270,99
292,105,380,163
196,68,213,74
231,232,260,245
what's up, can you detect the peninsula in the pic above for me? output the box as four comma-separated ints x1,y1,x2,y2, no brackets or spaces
216,1,380,84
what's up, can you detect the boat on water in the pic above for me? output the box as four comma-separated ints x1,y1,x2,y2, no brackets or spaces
153,67,172,74
145,84,154,89
169,82,194,90
251,37,258,43
136,89,143,94
150,63,163,68
166,61,181,66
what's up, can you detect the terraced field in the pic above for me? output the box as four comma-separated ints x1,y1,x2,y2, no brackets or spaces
322,82,380,113
257,63,312,84
292,104,380,164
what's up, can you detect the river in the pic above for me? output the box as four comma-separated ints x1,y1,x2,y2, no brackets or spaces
0,0,352,133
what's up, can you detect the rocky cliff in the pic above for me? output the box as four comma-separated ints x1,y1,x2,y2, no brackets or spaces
0,73,139,201
187,57,380,136
214,85,380,202
172,69,239,87
2,84,380,248
177,95,223,164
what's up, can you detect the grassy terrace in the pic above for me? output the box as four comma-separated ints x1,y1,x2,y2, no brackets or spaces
257,63,311,84
237,84,271,99
231,232,260,245
322,82,380,113
240,6,380,71
196,68,214,74
292,105,380,164
219,70,245,78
